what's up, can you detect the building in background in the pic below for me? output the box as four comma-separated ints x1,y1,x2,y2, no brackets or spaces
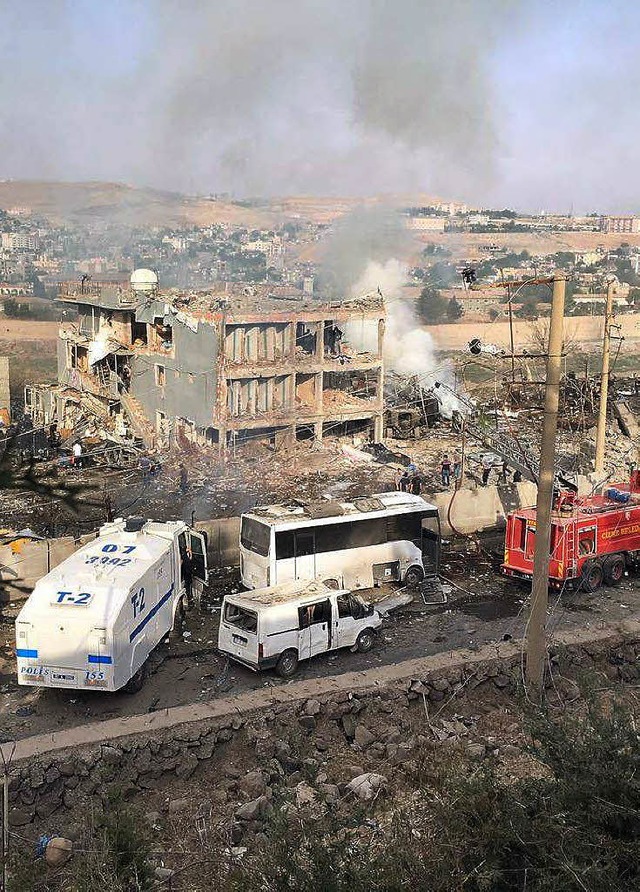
600,215,640,234
26,272,385,452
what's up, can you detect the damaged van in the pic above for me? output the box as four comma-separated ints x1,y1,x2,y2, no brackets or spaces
218,580,382,677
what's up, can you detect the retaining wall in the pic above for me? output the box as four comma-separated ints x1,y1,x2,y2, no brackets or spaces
2,620,639,832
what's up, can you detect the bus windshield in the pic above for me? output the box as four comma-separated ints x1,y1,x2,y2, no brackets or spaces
241,518,271,557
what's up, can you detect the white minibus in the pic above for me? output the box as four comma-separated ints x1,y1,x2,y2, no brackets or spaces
239,492,440,591
218,580,383,677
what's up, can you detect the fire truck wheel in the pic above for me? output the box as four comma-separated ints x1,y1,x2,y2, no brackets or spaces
603,554,625,586
580,560,603,593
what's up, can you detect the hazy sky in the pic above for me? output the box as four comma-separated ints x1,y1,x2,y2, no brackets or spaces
0,0,637,211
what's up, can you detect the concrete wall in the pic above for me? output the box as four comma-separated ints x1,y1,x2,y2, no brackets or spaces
0,519,241,602
195,516,241,569
131,319,218,432
0,484,542,600
0,533,97,602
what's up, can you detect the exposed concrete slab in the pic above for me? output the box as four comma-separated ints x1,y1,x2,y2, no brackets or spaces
4,618,639,765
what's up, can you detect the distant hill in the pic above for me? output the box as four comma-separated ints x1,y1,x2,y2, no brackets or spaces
0,181,446,229
0,181,280,228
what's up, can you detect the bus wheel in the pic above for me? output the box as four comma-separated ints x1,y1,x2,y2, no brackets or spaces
603,554,625,586
580,560,603,593
404,566,424,587
356,629,376,653
275,649,299,679
123,662,147,695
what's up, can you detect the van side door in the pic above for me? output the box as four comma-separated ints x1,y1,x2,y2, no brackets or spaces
335,593,362,649
298,598,331,659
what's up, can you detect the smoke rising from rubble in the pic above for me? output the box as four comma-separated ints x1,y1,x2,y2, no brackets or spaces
349,257,464,419
0,0,518,199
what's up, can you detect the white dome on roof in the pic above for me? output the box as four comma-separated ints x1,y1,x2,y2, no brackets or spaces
130,268,159,293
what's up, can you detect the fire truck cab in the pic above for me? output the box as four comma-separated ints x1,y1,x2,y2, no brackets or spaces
502,471,640,592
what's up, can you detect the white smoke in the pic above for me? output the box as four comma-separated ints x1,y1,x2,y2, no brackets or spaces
351,258,468,418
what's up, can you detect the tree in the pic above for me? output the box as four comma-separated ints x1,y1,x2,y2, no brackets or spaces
417,286,448,323
446,297,463,320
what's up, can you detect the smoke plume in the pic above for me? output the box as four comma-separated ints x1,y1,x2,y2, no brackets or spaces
0,0,517,198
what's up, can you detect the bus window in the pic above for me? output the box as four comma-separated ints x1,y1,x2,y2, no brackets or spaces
295,531,315,557
385,514,422,545
337,594,352,618
275,530,295,559
240,518,271,557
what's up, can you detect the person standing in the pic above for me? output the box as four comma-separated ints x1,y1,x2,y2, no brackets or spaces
180,547,194,607
441,455,452,487
73,441,83,469
179,462,188,494
453,450,462,485
481,453,493,486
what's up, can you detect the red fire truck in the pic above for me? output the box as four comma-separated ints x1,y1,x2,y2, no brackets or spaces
502,471,640,592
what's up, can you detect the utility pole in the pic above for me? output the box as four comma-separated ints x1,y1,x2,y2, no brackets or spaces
594,279,615,477
526,274,566,696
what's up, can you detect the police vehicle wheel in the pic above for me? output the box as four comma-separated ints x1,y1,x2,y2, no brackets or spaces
356,629,375,653
404,566,424,587
275,649,299,678
123,663,147,694
603,554,625,586
581,561,603,593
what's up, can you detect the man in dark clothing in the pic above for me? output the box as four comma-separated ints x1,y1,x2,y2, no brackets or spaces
410,473,423,495
179,463,188,494
441,455,452,487
180,547,194,607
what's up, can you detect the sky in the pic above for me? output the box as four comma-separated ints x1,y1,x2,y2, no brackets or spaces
0,0,638,212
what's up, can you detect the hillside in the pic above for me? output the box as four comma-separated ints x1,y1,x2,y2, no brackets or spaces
0,181,279,229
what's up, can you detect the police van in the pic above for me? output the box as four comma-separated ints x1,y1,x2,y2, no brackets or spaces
218,580,382,677
15,518,208,693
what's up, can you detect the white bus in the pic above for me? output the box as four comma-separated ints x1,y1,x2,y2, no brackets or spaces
239,492,440,591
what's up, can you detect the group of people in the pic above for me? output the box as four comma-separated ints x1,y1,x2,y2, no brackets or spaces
396,463,423,495
440,451,462,487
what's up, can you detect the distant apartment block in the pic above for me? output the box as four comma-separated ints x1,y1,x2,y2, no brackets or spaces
600,215,640,234
1,232,39,251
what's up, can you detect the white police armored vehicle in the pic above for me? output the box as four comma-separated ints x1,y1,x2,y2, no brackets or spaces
15,518,207,693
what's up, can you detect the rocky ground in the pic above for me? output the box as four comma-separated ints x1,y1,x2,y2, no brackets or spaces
6,639,639,890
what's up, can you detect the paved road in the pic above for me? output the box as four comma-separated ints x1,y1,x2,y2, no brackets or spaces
2,549,639,742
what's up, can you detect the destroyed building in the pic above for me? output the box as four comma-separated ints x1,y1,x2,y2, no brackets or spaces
25,272,386,451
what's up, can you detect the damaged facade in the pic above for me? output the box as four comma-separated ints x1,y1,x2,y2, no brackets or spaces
25,274,386,451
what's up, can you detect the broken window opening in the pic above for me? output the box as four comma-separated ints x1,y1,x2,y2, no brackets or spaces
296,322,317,356
322,418,374,440
150,318,173,351
131,320,148,346
323,370,378,411
155,364,166,387
295,373,317,408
